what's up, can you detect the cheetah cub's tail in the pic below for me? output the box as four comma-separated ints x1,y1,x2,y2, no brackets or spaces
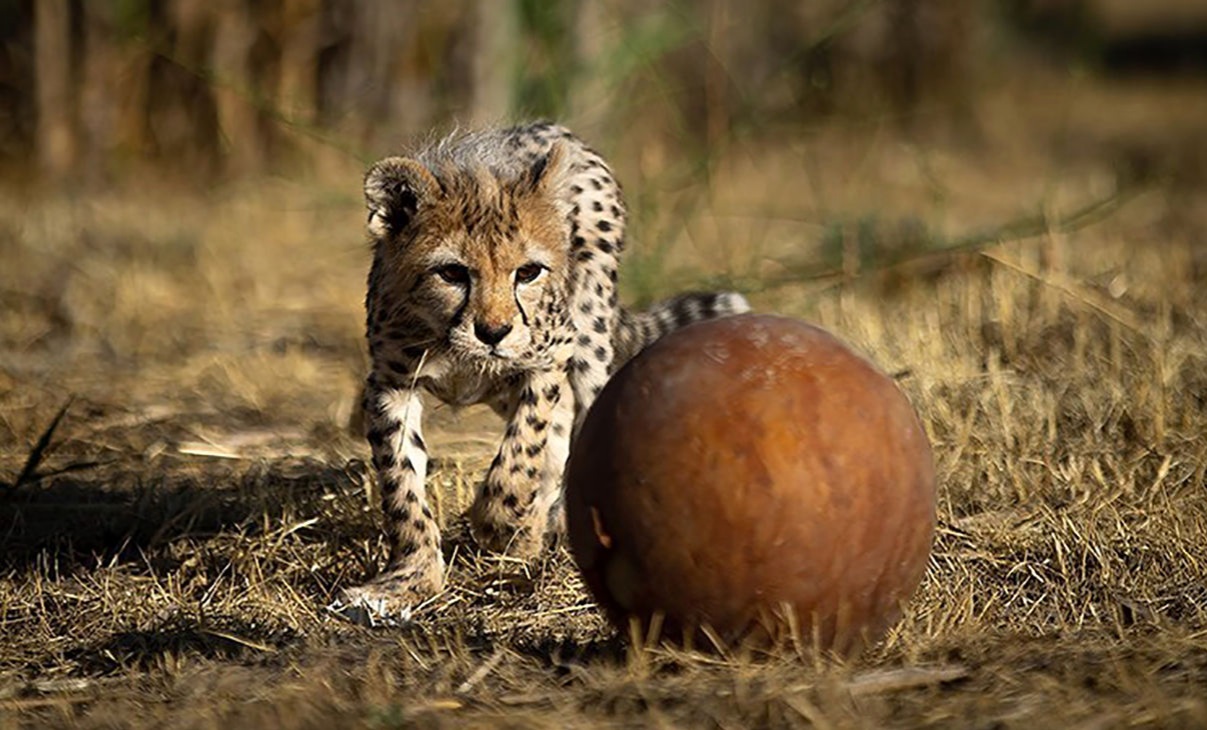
613,291,750,368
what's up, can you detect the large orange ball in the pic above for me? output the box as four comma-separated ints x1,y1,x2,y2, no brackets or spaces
565,314,935,653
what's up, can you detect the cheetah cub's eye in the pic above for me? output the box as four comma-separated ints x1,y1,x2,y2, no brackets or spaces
433,264,471,285
515,262,546,285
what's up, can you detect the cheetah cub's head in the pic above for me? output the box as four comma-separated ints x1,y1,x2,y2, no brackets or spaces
364,144,571,368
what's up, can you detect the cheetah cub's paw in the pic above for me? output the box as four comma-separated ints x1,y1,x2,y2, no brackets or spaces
469,508,568,560
544,498,568,544
469,505,546,561
330,564,445,627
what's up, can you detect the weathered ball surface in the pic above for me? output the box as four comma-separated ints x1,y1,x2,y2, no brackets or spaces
565,313,935,652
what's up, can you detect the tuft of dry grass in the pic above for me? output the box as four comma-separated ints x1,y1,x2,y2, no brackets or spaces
3,76,1207,727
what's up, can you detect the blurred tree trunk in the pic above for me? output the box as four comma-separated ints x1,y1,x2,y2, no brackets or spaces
569,1,608,130
79,6,139,179
273,0,321,162
209,0,265,175
145,0,221,177
115,48,153,162
365,0,431,142
34,0,75,178
277,0,319,123
468,0,516,126
704,0,730,151
317,0,435,153
385,2,438,142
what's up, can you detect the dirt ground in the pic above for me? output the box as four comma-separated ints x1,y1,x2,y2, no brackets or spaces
3,75,1207,728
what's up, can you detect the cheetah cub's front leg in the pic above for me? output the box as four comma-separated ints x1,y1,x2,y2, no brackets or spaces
341,378,443,613
470,367,574,557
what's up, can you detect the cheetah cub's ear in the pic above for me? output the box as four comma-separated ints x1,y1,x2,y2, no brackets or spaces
363,157,441,239
520,142,571,216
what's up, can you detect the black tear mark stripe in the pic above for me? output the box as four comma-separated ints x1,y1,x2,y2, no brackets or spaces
516,291,531,326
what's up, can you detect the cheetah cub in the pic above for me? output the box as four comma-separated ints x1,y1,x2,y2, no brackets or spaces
344,122,748,614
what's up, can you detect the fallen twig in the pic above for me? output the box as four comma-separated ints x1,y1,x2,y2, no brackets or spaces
845,665,970,696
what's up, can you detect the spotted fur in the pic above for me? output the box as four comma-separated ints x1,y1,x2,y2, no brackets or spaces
343,122,749,612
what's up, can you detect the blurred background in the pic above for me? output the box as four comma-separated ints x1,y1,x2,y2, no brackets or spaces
4,0,1207,185
4,0,1207,424
4,0,1207,403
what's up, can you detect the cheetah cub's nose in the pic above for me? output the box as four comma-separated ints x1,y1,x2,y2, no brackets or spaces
475,322,513,346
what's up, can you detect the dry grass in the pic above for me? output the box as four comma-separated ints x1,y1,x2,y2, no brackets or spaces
3,76,1207,728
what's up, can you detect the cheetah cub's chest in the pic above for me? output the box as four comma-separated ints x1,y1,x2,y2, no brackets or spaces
417,345,568,408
